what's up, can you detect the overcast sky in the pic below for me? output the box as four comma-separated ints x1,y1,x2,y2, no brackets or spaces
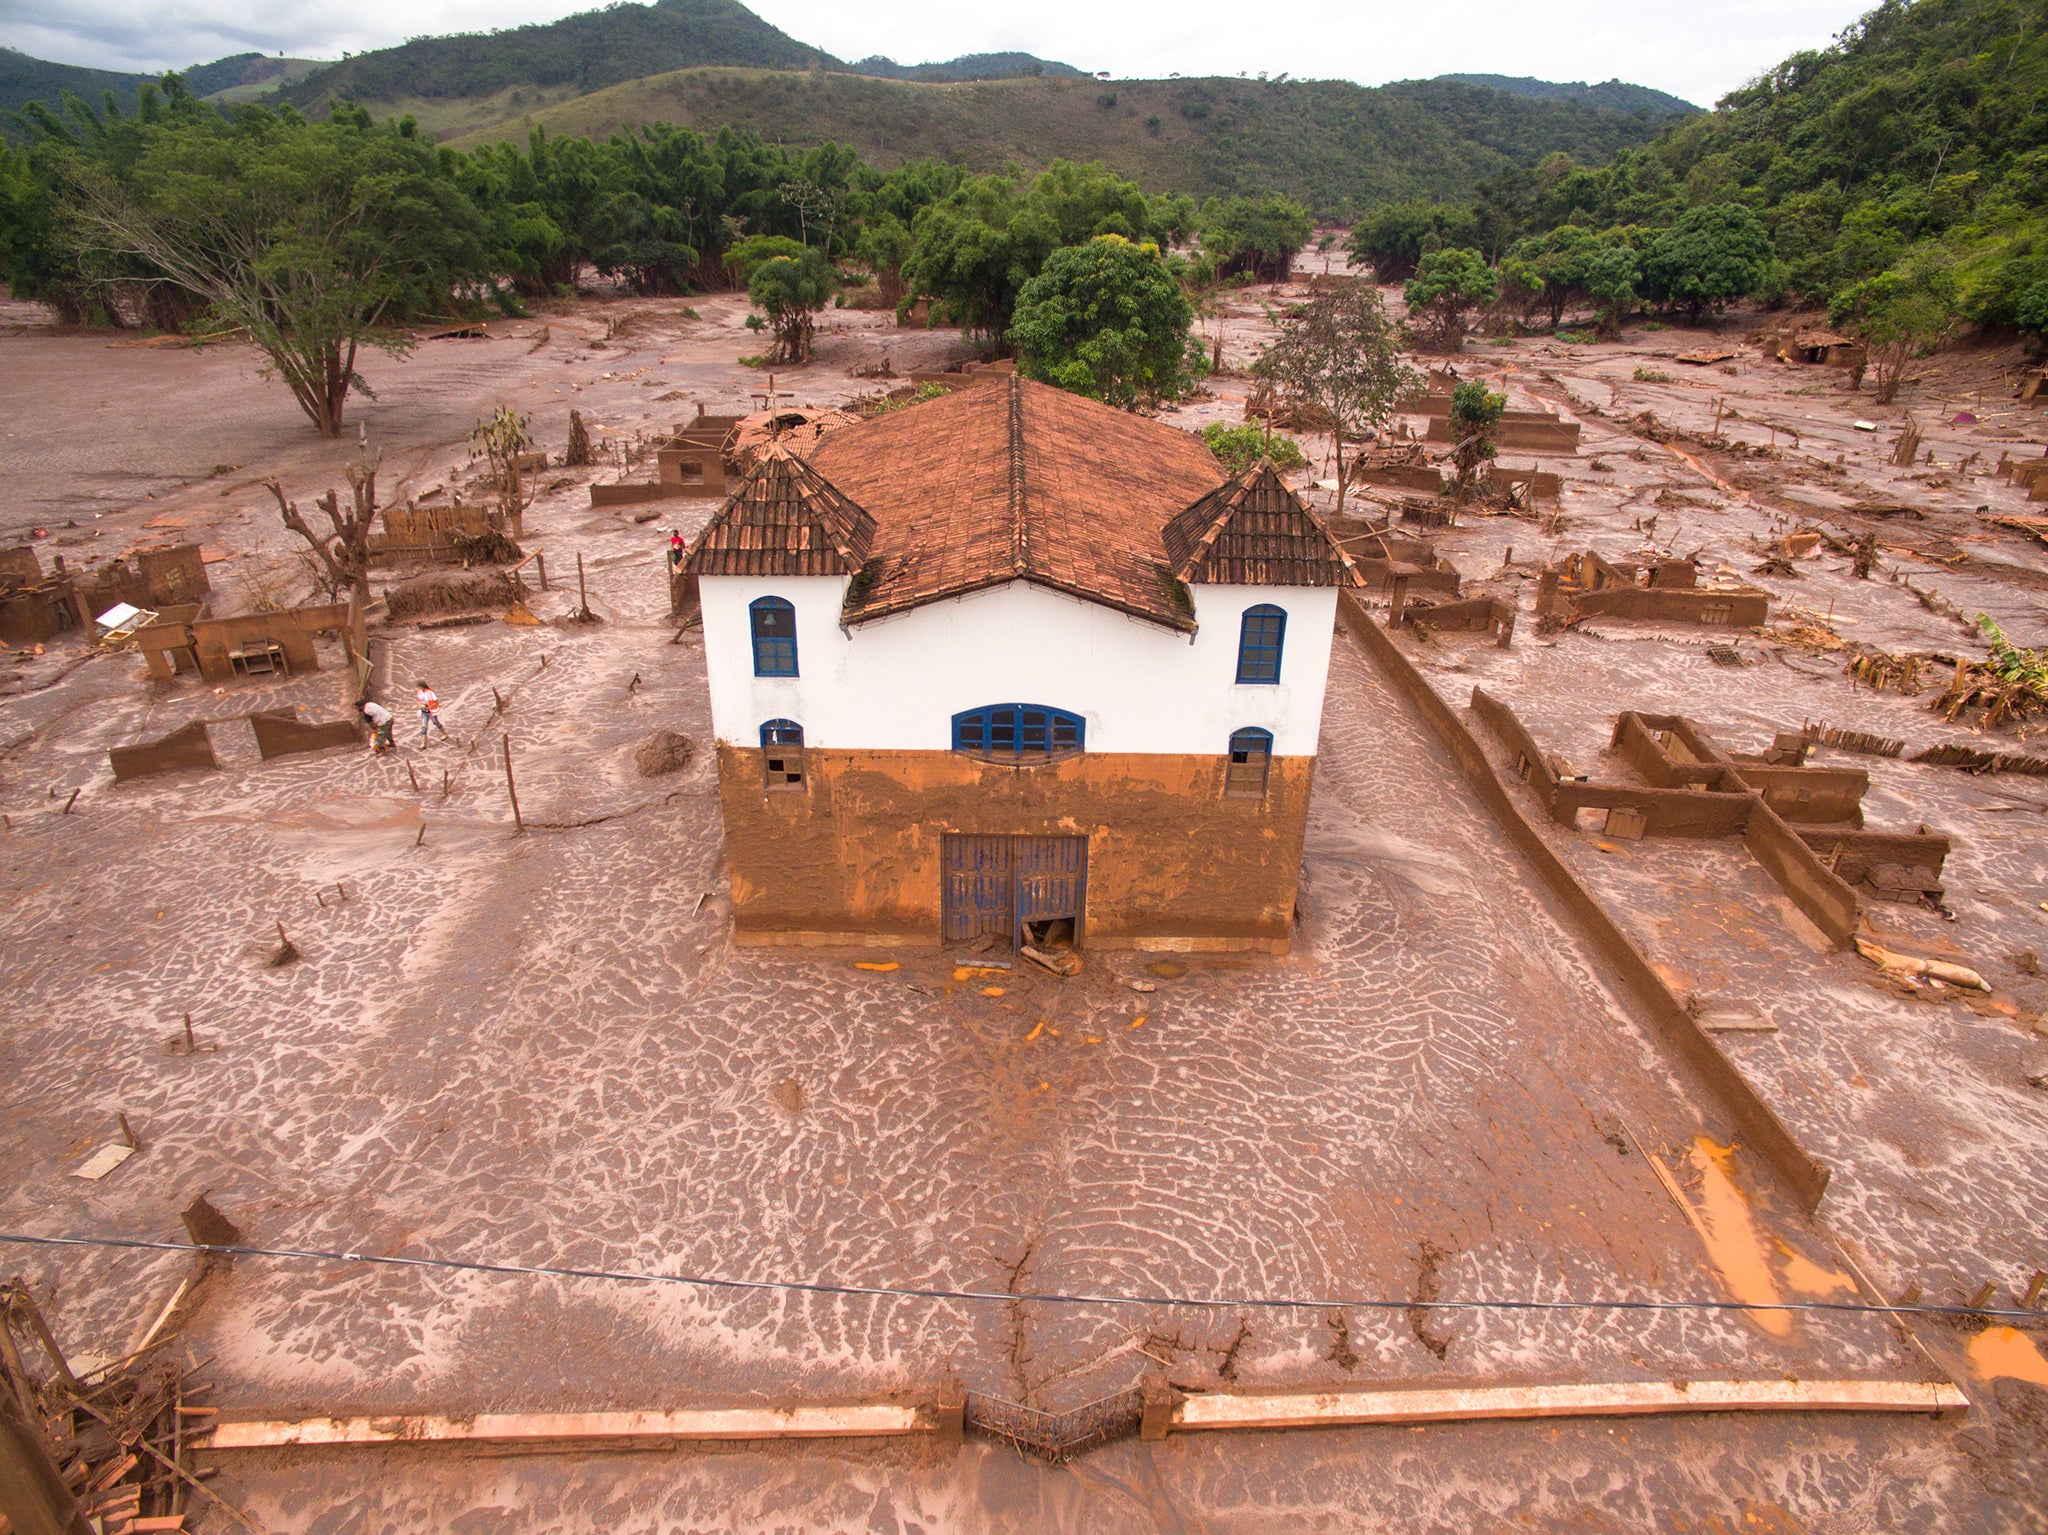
2,0,1867,108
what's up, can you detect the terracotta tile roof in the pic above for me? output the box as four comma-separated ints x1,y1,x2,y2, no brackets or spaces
1162,460,1363,588
681,444,874,577
809,375,1229,631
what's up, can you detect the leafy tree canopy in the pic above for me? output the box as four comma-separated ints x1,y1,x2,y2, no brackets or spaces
1009,234,1201,408
1403,247,1500,348
1639,201,1772,319
1199,421,1306,475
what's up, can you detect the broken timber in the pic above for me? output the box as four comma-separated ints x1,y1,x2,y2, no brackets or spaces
203,1404,932,1449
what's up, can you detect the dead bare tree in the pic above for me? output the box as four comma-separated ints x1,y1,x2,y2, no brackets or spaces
269,449,379,609
563,408,594,467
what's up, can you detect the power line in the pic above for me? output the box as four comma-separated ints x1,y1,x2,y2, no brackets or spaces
3,1230,2038,1322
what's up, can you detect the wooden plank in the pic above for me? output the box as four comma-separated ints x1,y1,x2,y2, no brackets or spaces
203,1403,931,1450
1172,1378,1967,1433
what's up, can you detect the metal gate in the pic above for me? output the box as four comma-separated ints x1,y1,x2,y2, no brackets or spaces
941,834,1087,947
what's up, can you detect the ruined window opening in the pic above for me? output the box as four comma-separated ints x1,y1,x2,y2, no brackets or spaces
951,704,1084,762
750,596,797,677
1235,604,1287,684
1225,727,1273,798
760,718,805,790
1700,603,1732,624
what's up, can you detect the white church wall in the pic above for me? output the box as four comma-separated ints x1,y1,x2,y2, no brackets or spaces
698,574,1338,757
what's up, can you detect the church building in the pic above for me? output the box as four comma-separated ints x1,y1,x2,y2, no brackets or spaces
680,375,1361,952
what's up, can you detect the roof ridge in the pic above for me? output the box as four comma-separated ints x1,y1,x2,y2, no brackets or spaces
1007,374,1029,576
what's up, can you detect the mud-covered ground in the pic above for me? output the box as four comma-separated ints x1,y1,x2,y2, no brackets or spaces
1,276,2045,1530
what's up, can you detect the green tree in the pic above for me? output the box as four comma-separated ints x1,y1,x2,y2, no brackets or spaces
1639,202,1773,322
726,233,807,286
1251,285,1420,517
1403,248,1500,350
61,103,488,435
1010,235,1200,408
1199,194,1314,283
748,245,838,363
1832,250,1960,403
1348,202,1481,282
1582,241,1641,337
899,174,1043,339
1200,422,1306,475
853,213,913,306
1447,379,1506,499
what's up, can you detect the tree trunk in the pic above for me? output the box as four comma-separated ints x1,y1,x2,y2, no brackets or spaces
1332,428,1347,520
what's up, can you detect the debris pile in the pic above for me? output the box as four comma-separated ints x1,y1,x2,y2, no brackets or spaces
0,1257,242,1534
1934,618,2048,728
633,729,695,778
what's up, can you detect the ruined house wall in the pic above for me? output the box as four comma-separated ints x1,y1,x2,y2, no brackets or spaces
73,543,209,618
108,720,216,781
1569,586,1770,626
1612,713,1725,789
716,746,1313,951
1553,781,1756,837
1743,802,1862,947
1733,765,1869,825
1471,688,1559,800
1425,416,1581,452
249,709,361,760
1797,828,1951,882
182,605,350,683
1341,594,1831,1209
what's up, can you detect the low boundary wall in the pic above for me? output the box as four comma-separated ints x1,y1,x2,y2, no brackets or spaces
1342,592,1830,1210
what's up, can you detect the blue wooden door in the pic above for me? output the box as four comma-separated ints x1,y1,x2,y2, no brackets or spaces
942,834,1013,943
1014,835,1088,944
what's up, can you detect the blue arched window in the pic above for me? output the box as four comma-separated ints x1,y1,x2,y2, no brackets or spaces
952,704,1085,761
750,596,797,677
760,718,805,789
1226,727,1274,797
1235,604,1286,684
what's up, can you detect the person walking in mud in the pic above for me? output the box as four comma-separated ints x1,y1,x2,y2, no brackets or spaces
360,698,395,755
416,679,450,745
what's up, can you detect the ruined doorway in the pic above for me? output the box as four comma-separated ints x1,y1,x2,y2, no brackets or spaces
942,834,1088,948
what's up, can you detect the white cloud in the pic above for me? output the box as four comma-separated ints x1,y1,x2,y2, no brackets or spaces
0,0,1865,106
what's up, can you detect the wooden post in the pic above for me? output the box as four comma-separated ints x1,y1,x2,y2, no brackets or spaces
442,769,450,800
61,788,80,815
577,552,590,617
407,760,419,792
415,823,426,848
503,736,523,834
183,1013,195,1050
536,552,548,591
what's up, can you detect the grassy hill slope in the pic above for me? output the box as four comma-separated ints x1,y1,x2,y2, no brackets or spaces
1437,73,1698,116
438,69,1673,212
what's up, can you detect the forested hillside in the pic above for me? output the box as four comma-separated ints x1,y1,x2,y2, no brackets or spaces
1,50,324,117
276,0,833,107
1437,74,1699,117
1350,0,2047,350
449,70,1676,213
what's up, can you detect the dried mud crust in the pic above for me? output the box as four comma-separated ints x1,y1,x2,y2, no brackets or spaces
2,282,2043,1529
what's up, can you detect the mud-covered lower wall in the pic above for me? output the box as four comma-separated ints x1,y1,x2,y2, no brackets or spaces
716,747,1314,951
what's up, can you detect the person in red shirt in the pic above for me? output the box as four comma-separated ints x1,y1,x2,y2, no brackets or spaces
416,680,450,745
